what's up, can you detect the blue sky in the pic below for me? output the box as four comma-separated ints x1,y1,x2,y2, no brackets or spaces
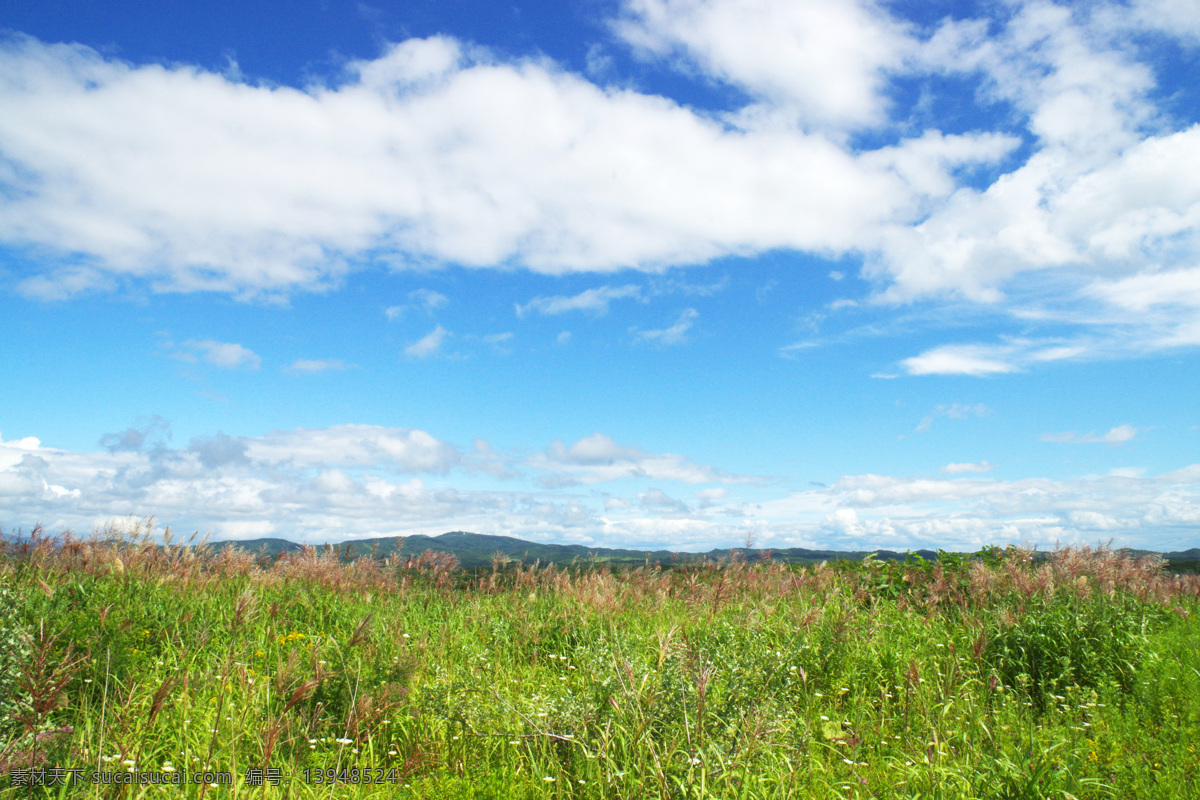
1,0,1198,551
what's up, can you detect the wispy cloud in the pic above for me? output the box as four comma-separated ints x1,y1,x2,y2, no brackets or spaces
386,289,449,320
941,461,993,475
632,308,698,346
286,359,347,374
516,285,642,317
1041,425,1138,444
916,404,989,433
405,325,449,358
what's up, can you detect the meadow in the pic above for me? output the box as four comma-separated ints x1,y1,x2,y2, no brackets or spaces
2,521,1199,799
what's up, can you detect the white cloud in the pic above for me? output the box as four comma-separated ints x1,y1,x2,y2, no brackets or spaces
871,2,1200,308
516,285,643,317
537,432,743,485
638,487,688,512
2,428,1198,551
1040,425,1138,444
0,34,1003,300
405,325,449,358
1,2,1198,372
244,425,463,472
286,358,347,373
941,461,993,475
916,403,990,432
385,289,449,320
410,288,449,311
173,340,261,369
632,308,698,345
555,331,572,345
901,345,1018,376
614,0,914,130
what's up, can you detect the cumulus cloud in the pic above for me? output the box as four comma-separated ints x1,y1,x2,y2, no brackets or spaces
2,4,1195,375
99,415,171,453
536,432,745,485
614,0,913,130
0,32,1010,301
246,425,462,472
2,427,1198,551
871,3,1200,305
638,487,689,512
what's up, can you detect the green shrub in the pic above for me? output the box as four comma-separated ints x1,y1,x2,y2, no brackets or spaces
985,594,1161,711
0,585,32,735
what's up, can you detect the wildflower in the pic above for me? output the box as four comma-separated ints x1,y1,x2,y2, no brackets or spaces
543,776,555,783
336,738,353,745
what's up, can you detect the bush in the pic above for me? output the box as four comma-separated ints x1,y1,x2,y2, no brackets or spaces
0,585,32,735
985,594,1161,710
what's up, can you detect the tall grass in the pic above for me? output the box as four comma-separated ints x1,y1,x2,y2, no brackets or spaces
1,521,1198,798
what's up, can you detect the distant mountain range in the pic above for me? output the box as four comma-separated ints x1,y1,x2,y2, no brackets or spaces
213,531,1200,572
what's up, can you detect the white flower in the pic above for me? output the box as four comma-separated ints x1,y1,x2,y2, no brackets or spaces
336,737,353,745
543,776,555,782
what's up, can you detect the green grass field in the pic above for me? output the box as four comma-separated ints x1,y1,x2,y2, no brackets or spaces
2,522,1199,799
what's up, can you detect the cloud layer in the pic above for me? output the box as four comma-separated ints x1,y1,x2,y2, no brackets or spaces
2,427,1196,551
1,1,1196,377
